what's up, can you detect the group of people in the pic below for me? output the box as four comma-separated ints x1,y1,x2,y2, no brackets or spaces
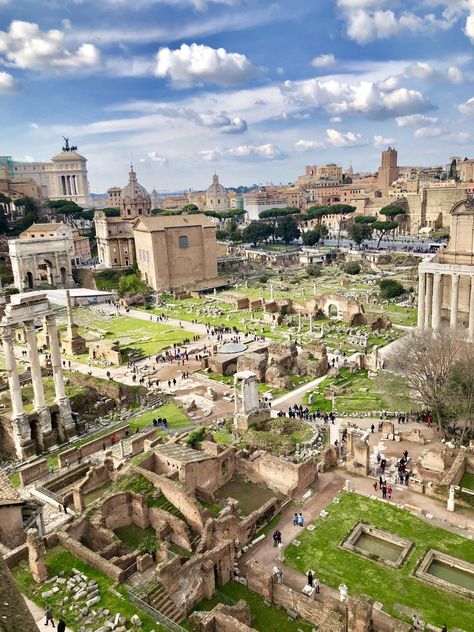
292,512,305,527
272,529,282,547
284,405,336,425
152,417,169,429
44,606,65,629
373,478,393,500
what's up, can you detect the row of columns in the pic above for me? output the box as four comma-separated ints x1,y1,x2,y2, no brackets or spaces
1,314,72,457
417,271,474,340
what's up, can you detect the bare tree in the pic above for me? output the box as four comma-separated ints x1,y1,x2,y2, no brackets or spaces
390,328,464,436
444,346,474,442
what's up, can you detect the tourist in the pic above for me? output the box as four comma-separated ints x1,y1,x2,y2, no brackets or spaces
276,529,282,545
102,442,106,451
44,605,55,627
373,481,377,492
298,513,304,527
370,423,375,433
57,620,66,632
307,570,313,587
387,486,393,500
314,577,320,593
63,502,68,514
441,625,447,632
411,614,420,630
293,513,298,526
381,484,387,500
272,530,279,547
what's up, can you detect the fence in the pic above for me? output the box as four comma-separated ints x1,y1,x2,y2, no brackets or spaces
127,591,187,632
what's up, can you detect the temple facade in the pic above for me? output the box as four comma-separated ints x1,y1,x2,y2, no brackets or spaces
417,197,474,340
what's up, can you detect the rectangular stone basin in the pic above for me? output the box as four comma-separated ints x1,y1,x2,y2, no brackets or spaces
416,550,474,599
341,523,412,568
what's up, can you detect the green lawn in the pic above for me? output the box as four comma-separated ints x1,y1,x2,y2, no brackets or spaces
460,471,474,491
114,523,155,550
130,401,191,430
12,547,165,631
284,492,474,630
188,580,313,632
73,309,191,358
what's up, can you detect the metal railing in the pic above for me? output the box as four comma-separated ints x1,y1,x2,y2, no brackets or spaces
127,591,187,632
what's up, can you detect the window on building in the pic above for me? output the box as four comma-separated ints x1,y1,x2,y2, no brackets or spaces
114,258,118,264
179,235,189,249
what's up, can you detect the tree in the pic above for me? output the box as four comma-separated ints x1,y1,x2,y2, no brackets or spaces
182,203,199,213
445,354,474,443
306,206,330,223
344,261,361,275
229,228,243,242
302,225,328,246
242,221,272,246
372,206,406,248
448,158,457,180
390,329,463,436
331,204,356,247
306,264,322,277
117,273,151,299
348,221,373,247
48,199,84,217
276,216,300,243
379,278,405,298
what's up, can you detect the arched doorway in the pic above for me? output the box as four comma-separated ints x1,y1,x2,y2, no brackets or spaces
37,259,54,285
60,267,67,286
25,271,34,289
328,304,339,319
29,418,41,454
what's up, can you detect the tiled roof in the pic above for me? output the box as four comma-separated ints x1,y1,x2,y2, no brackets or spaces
0,470,23,507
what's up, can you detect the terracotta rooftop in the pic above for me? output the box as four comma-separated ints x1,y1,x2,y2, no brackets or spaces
21,223,63,233
0,470,23,507
133,214,215,231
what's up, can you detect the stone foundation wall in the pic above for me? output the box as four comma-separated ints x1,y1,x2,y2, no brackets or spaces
182,448,236,497
57,531,125,582
130,428,159,456
0,505,24,549
440,447,467,487
59,425,130,466
236,452,318,497
18,458,48,486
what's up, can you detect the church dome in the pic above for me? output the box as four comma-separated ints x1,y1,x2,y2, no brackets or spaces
207,174,227,197
121,167,150,200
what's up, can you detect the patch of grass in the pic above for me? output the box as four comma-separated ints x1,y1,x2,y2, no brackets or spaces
460,471,474,491
284,492,474,631
12,546,164,631
114,524,155,550
189,580,313,632
130,401,191,430
8,472,21,487
200,500,222,517
212,430,233,445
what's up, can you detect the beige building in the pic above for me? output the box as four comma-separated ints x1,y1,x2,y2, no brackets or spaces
458,159,474,183
12,139,91,206
418,196,474,339
9,222,74,291
297,163,343,186
205,174,230,211
133,214,218,291
378,148,399,194
95,167,151,268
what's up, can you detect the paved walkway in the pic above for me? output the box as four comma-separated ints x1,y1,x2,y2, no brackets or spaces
24,596,73,631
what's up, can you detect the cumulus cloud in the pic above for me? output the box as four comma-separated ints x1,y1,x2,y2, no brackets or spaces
337,0,460,44
294,139,325,152
451,131,471,143
147,151,167,165
405,61,464,84
154,43,255,87
396,114,439,127
326,128,366,147
447,65,464,83
282,77,433,119
195,112,247,133
199,143,284,161
458,96,474,115
414,126,443,138
0,20,101,72
311,54,336,68
373,135,395,146
0,71,16,92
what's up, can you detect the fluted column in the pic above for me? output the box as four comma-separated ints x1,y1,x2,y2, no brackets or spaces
431,272,442,330
450,274,460,330
25,321,46,410
46,315,66,401
424,273,433,328
417,272,426,330
468,277,474,342
2,326,24,418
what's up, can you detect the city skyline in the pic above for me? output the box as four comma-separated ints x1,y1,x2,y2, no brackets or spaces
1,0,474,192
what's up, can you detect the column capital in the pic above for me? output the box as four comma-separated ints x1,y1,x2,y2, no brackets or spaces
25,320,36,332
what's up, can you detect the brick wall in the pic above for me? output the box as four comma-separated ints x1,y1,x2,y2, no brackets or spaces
18,459,48,485
57,531,124,582
58,425,130,467
236,453,318,497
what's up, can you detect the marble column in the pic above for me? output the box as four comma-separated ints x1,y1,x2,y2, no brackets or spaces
25,321,47,410
417,272,426,330
468,277,474,343
432,273,442,330
424,273,433,328
47,314,75,439
450,274,460,330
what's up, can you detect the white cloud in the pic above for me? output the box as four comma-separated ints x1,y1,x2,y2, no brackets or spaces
396,114,439,127
0,21,101,72
195,112,247,133
29,122,39,129
294,139,325,152
405,60,464,84
276,66,285,75
407,61,436,80
23,155,34,162
311,54,336,68
330,116,342,123
326,128,366,147
414,126,443,138
458,95,474,116
447,65,463,83
282,77,432,119
0,71,16,93
451,131,471,143
154,43,255,87
147,151,167,165
199,143,284,161
102,0,236,9
373,135,395,146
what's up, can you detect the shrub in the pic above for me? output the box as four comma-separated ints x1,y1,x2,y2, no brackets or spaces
306,264,322,277
344,261,361,275
186,427,206,447
379,278,406,299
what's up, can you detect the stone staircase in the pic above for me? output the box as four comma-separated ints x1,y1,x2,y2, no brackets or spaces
146,393,163,409
145,581,186,624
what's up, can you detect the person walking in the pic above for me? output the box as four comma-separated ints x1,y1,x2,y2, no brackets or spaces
441,625,447,632
314,577,320,593
44,605,55,627
293,513,298,526
307,570,313,587
297,512,304,527
57,620,66,632
272,530,279,547
387,486,393,500
382,484,387,500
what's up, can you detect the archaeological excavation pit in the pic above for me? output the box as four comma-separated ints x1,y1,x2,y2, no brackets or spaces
341,523,412,568
415,550,474,599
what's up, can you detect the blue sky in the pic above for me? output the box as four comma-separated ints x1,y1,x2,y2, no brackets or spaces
0,0,474,193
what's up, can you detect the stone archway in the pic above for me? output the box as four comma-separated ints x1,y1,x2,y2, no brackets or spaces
60,266,67,286
25,271,34,289
29,418,42,454
37,259,54,286
328,304,339,319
